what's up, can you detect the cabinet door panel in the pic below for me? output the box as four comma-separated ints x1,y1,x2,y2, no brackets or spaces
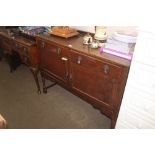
38,40,69,83
70,63,118,108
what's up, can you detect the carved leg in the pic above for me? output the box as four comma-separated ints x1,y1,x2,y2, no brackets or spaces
41,73,47,94
29,66,41,94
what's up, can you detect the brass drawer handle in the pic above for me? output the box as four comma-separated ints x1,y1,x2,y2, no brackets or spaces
64,72,69,79
57,48,61,55
77,56,82,64
24,47,27,52
24,57,28,62
103,64,110,74
41,42,45,48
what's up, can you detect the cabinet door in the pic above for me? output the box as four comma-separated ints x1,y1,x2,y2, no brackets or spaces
70,51,122,109
38,40,69,84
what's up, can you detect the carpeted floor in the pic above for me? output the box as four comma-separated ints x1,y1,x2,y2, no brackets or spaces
0,60,111,129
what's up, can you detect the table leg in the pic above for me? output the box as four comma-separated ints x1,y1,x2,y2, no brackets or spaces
29,66,41,94
40,72,47,94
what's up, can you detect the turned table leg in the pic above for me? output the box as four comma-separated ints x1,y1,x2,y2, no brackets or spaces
29,66,41,94
40,72,47,94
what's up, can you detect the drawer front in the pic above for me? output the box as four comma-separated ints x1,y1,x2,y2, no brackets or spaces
13,42,29,55
70,50,122,79
13,42,23,52
37,39,68,57
70,50,98,68
13,42,30,65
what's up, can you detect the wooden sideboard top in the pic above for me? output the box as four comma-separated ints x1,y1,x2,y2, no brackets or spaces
0,31,36,47
37,33,131,67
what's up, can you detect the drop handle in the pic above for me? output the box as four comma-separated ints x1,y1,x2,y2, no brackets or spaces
64,72,69,79
69,74,72,80
41,42,45,48
103,64,110,74
77,56,82,64
24,47,27,53
57,48,61,55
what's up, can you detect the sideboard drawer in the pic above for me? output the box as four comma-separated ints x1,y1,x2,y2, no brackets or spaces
96,60,122,79
37,39,68,58
70,50,122,79
70,50,97,68
13,42,29,56
13,42,23,52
